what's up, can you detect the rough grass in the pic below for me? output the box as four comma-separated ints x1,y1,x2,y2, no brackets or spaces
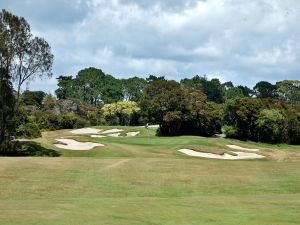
0,126,299,225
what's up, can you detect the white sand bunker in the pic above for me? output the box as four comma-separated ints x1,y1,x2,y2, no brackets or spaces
91,135,106,138
179,149,265,160
107,133,121,137
226,145,260,152
101,129,124,134
70,128,102,135
126,131,140,137
54,139,104,150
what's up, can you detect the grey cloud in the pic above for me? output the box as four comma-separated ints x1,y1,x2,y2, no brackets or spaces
1,0,300,92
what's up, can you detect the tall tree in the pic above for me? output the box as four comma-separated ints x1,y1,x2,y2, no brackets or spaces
141,80,187,135
55,76,74,100
253,81,277,98
181,75,225,103
276,80,300,104
0,68,15,153
0,10,53,109
122,77,147,102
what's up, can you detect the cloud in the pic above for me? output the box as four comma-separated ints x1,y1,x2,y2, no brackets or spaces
1,0,299,92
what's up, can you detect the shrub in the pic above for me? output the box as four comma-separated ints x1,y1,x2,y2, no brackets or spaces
223,125,238,137
16,122,41,138
58,113,88,129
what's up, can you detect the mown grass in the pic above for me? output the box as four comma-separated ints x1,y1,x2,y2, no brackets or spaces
0,126,299,224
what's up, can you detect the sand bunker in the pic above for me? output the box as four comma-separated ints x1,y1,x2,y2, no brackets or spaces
101,129,124,134
70,128,102,135
126,131,140,137
226,145,259,152
107,133,121,137
178,149,265,160
91,135,106,138
54,139,104,150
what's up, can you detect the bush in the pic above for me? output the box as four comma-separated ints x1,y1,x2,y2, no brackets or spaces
87,111,99,126
58,113,88,129
37,113,60,130
256,109,285,143
16,122,41,138
223,125,237,137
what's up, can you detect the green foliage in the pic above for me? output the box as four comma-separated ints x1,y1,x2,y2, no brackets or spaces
141,80,187,135
21,91,46,107
141,80,221,136
102,101,141,126
223,98,300,144
0,68,15,153
37,112,60,130
16,122,41,138
146,75,165,83
55,76,74,100
0,10,53,108
122,77,147,102
256,109,284,143
43,93,57,109
222,125,237,137
225,87,244,100
180,90,222,136
58,112,88,129
276,80,300,104
253,81,277,98
181,75,225,103
55,68,123,105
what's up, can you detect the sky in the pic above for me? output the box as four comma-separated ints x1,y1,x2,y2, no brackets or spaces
1,0,300,93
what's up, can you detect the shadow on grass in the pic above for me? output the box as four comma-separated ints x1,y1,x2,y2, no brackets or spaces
0,141,61,157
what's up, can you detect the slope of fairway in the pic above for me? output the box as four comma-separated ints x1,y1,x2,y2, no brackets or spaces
1,126,300,225
0,157,300,225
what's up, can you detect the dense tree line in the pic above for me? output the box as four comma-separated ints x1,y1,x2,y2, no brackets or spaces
223,98,300,144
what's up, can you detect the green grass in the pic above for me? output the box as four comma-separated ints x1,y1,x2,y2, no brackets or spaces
1,126,300,224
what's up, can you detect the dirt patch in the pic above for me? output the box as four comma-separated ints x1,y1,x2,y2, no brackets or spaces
179,149,265,160
54,139,104,150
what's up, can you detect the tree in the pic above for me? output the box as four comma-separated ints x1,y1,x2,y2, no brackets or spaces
256,109,284,143
140,80,187,135
55,68,123,105
0,68,16,153
181,75,225,103
146,75,165,83
21,90,46,107
102,101,141,125
222,81,234,90
140,80,221,136
55,76,73,100
180,90,221,136
122,77,147,102
75,68,105,105
0,10,53,108
43,93,57,109
276,80,300,104
237,85,252,97
223,98,300,144
225,87,244,100
253,81,276,98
